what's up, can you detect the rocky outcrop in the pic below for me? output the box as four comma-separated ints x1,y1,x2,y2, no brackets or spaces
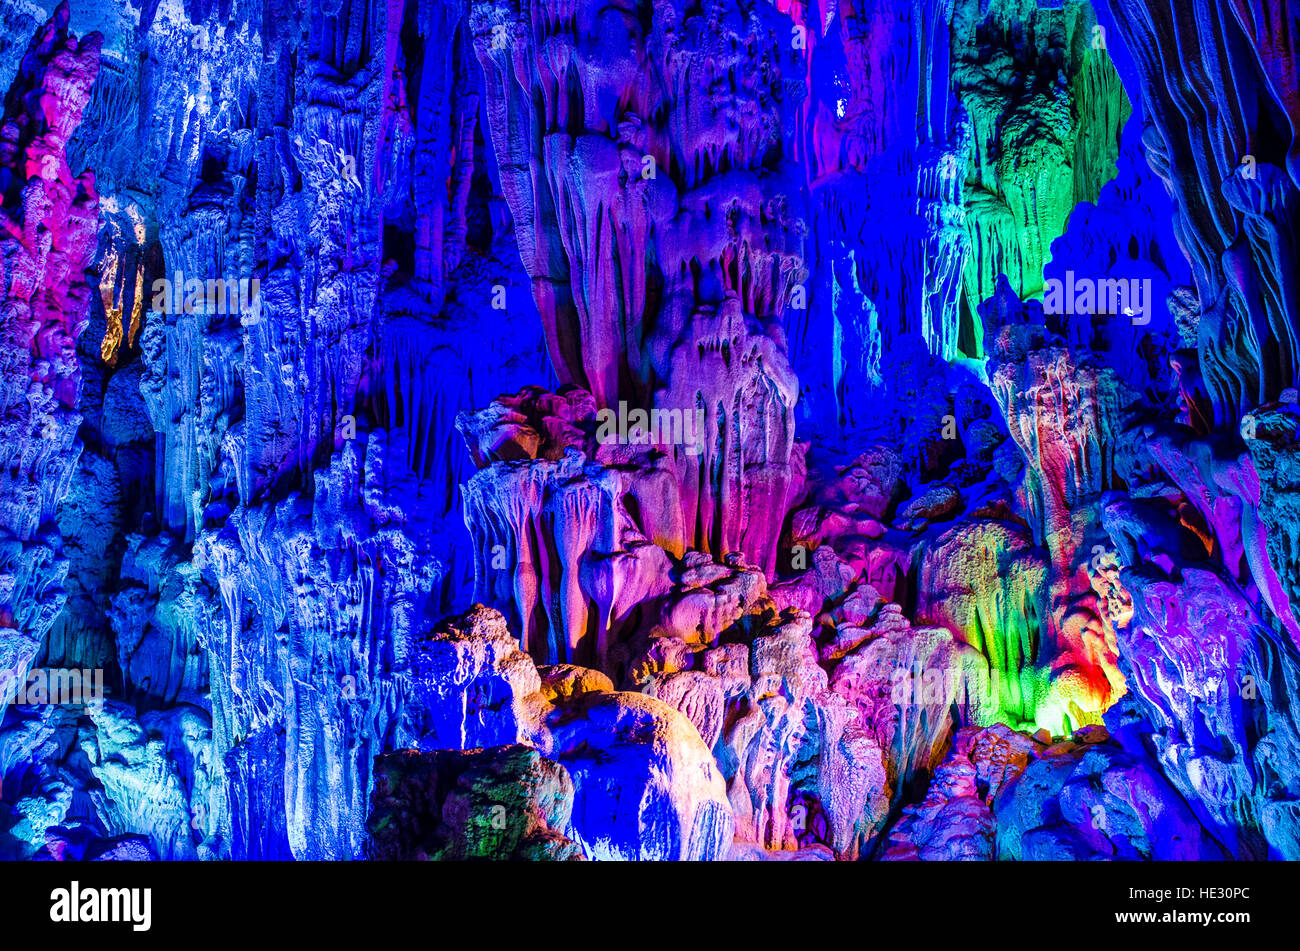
1107,566,1300,859
466,0,803,575
1109,0,1300,422
953,0,1130,347
404,604,734,860
886,724,1221,860
0,3,100,710
368,745,583,860
984,285,1129,729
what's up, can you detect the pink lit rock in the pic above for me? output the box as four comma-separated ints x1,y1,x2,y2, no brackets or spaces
0,3,99,707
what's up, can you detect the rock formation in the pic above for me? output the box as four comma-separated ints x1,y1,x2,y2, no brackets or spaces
0,0,1297,864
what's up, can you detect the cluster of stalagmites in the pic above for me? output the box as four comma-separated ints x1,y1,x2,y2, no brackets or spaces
386,356,1292,860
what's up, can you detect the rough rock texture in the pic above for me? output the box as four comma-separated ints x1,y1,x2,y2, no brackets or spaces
1108,566,1300,859
953,0,1130,349
1,0,1298,863
886,724,1221,860
467,0,803,577
406,604,734,860
985,288,1129,729
0,2,99,709
368,745,583,860
1109,0,1300,423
